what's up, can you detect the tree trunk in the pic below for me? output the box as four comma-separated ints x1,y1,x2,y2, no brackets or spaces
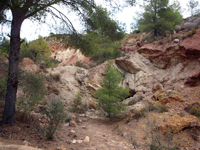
3,11,25,125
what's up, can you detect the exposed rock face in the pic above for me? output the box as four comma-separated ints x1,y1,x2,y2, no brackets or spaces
20,58,39,73
47,66,88,104
49,42,91,66
114,28,200,95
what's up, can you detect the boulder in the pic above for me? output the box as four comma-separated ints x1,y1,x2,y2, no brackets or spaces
69,120,77,127
158,114,200,133
156,90,185,104
20,58,39,73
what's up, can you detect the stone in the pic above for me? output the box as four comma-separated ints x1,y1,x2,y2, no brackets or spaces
84,136,89,142
22,140,29,146
174,39,179,43
156,90,185,104
76,140,83,144
69,130,76,136
158,114,200,133
82,118,88,122
69,121,77,127
71,139,76,144
56,146,66,150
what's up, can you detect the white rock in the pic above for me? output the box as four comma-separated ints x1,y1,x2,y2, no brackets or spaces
84,136,89,142
174,39,179,43
76,140,83,143
71,139,76,144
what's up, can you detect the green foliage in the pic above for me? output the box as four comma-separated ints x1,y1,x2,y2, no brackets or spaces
70,92,87,113
20,36,51,64
17,72,46,114
147,102,168,113
0,75,7,101
185,102,200,117
128,99,137,106
132,117,180,150
67,6,125,64
43,99,67,140
75,61,88,69
50,73,60,82
94,61,129,120
0,37,10,55
186,28,196,37
136,0,183,39
132,108,147,119
131,133,141,149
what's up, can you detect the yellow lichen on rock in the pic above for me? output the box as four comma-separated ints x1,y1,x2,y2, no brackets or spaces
157,90,185,104
158,114,199,133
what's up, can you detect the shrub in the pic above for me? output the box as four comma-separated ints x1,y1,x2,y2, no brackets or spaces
50,73,60,82
185,102,200,117
45,58,60,68
132,108,146,119
143,36,154,43
75,61,88,69
128,99,137,106
131,117,180,150
17,72,46,114
147,102,168,113
43,99,67,140
70,92,87,113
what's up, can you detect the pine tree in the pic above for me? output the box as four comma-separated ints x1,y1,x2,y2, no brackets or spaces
137,0,183,39
94,61,129,120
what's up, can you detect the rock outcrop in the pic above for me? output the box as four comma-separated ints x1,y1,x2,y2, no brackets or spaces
47,66,88,104
49,41,91,66
20,58,40,73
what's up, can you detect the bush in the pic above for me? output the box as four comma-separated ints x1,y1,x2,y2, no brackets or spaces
17,72,46,114
45,58,60,68
70,92,87,113
43,99,67,140
132,108,146,119
50,73,60,82
75,61,88,69
185,102,200,117
131,117,180,150
128,99,137,106
147,102,168,113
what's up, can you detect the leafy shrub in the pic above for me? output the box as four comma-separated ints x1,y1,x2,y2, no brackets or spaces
185,102,200,117
128,99,137,106
186,28,196,37
17,72,46,114
75,61,88,69
51,73,60,82
147,102,168,113
132,30,141,34
132,108,146,119
45,58,60,68
70,92,87,113
143,36,154,43
43,99,67,140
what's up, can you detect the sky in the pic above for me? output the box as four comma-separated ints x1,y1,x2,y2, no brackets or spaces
1,0,192,41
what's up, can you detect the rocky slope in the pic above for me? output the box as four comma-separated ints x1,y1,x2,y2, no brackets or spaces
2,22,199,149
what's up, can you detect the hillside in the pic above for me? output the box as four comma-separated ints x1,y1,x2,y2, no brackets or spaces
0,16,200,150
